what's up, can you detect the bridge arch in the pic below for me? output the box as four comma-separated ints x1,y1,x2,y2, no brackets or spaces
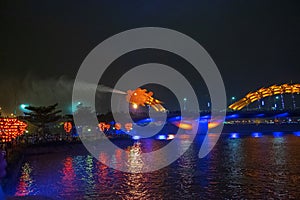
228,83,300,111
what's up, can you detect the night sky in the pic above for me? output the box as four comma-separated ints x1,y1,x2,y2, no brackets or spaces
0,0,299,114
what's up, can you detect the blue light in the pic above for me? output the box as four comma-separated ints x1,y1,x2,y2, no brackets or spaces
230,133,240,139
157,135,167,140
137,118,153,123
275,112,289,118
261,100,265,106
256,114,265,117
293,131,300,137
251,132,262,138
226,114,239,119
168,116,182,122
132,135,140,140
273,132,283,138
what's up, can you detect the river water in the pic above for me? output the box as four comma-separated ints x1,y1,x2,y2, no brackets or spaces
11,133,300,199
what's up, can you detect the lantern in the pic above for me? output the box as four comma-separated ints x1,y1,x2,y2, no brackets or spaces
64,122,72,133
124,123,133,132
98,122,111,132
115,123,122,130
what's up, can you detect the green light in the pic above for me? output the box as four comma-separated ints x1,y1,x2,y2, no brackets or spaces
20,104,29,110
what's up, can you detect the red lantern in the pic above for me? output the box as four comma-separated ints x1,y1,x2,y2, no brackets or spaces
98,122,110,132
115,123,122,130
124,123,133,132
64,122,72,133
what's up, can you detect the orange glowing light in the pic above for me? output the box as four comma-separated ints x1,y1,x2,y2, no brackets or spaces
98,122,111,132
64,122,72,133
0,118,27,143
115,123,122,130
126,88,166,112
124,123,133,131
229,83,300,110
173,121,193,130
208,121,221,129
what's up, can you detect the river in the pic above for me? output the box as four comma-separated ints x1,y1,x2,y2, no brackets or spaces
10,132,300,199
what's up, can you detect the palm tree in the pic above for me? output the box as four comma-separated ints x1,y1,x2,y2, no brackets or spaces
23,103,61,142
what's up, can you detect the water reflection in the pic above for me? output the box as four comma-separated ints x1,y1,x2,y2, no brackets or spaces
120,173,148,200
126,143,143,173
176,139,197,198
60,157,76,197
12,134,300,199
270,136,289,198
15,162,34,196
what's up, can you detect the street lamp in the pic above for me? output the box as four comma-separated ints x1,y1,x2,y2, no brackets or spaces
183,98,187,111
231,97,236,105
20,104,29,110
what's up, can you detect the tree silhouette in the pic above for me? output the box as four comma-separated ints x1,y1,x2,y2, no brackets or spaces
23,103,62,141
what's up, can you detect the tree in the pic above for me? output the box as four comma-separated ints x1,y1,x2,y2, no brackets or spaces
23,103,62,142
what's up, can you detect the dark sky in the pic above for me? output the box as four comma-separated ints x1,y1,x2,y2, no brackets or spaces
0,0,299,114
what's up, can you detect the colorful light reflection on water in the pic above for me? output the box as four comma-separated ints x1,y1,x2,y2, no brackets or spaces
15,163,34,196
11,133,300,199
